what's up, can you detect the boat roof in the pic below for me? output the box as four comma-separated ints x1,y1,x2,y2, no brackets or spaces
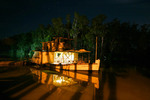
33,49,90,53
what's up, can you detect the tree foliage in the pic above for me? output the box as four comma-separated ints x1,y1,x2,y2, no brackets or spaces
8,13,150,65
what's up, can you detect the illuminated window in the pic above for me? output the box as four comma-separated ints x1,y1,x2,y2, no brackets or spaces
54,52,74,64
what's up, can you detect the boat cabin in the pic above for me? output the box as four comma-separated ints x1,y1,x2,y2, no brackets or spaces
32,37,79,64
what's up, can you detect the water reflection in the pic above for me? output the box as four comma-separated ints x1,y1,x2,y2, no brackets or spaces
30,68,104,100
55,69,101,89
1,65,150,100
30,68,77,87
30,68,101,88
53,75,77,86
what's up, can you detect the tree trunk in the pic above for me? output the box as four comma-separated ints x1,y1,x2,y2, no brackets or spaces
95,36,98,60
101,36,104,58
74,37,77,50
41,51,43,66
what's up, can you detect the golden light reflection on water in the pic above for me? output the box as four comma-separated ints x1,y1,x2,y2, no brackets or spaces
30,68,77,87
53,75,77,86
30,68,100,89
57,69,100,88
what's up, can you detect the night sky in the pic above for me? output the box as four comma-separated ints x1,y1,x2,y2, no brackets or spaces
0,0,150,39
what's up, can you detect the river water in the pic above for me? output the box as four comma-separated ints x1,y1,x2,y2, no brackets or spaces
0,65,150,100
